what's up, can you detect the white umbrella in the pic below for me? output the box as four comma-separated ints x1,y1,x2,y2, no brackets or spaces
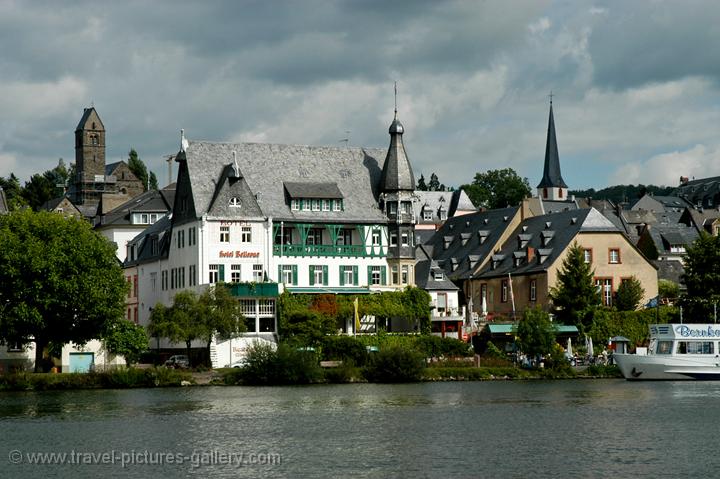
566,338,573,357
481,294,488,319
465,296,475,329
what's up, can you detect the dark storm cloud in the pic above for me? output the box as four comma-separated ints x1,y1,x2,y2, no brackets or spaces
588,2,720,89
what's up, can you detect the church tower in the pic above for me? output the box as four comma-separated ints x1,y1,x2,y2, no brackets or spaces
379,94,417,287
74,107,106,205
536,98,568,200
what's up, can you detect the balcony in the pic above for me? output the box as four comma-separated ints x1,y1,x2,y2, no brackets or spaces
228,282,279,297
273,243,384,258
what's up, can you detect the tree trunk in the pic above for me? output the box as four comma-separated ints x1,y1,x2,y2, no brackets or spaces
34,337,48,373
186,341,192,367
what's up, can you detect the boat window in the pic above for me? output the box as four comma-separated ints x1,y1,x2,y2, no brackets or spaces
656,341,673,354
676,341,714,354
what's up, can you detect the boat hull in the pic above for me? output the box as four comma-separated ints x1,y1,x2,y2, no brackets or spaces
614,353,720,380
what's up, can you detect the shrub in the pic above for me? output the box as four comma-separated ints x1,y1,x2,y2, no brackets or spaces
484,341,506,360
363,345,426,383
240,342,323,385
323,361,363,383
321,336,369,366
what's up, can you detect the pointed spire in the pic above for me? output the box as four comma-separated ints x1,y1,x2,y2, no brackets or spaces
381,83,414,192
537,98,567,189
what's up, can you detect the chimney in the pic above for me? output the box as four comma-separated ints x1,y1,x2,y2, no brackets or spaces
527,246,535,263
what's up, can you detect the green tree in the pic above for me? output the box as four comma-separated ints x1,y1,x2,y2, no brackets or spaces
658,279,680,303
615,276,645,311
460,168,531,209
428,173,446,191
198,285,246,361
682,232,720,319
149,171,159,191
0,174,26,210
102,320,148,366
515,307,556,363
0,209,127,371
21,173,55,211
417,174,427,191
148,291,204,364
127,148,149,191
549,242,601,329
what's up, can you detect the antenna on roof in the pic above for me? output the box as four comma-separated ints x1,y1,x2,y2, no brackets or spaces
232,151,240,177
548,91,554,106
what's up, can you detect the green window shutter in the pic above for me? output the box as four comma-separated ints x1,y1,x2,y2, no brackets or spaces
292,265,298,285
339,265,345,286
322,265,328,286
367,266,372,285
278,265,282,283
219,264,225,282
309,265,315,286
381,266,387,285
353,265,358,286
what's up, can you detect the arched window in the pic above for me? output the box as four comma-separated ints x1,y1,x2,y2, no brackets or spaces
229,197,241,208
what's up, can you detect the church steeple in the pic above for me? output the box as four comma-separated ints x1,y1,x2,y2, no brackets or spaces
380,85,415,193
537,96,568,200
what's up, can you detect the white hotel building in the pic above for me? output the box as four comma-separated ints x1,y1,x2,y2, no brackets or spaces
125,112,422,360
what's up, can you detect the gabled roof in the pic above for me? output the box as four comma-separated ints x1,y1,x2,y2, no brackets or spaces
415,190,478,225
644,224,699,255
206,165,263,218
75,107,104,131
96,183,176,227
476,208,618,279
124,215,172,267
414,244,459,291
181,140,388,224
537,104,567,189
425,207,520,279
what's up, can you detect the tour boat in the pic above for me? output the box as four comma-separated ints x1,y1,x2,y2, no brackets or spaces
614,324,720,380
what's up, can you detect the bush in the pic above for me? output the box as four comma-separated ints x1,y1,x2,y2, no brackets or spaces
363,345,426,383
0,368,192,391
484,341,506,360
323,361,363,383
423,367,530,381
240,342,323,385
321,336,369,366
414,336,473,358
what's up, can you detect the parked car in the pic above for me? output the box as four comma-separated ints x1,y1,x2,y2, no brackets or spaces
227,358,248,368
164,355,190,369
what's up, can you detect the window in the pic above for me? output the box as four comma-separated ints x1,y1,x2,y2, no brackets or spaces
302,200,311,211
401,265,410,284
179,267,185,288
609,249,621,264
434,271,444,281
529,279,537,302
209,264,220,284
595,278,613,306
162,270,168,290
229,197,241,208
241,226,252,243
322,199,330,211
423,209,433,221
337,229,352,246
439,208,447,221
189,265,197,287
310,265,326,286
333,199,342,211
291,199,300,211
390,232,398,247
231,264,241,283
501,280,508,303
253,264,264,282
189,227,196,246
401,233,409,247
388,202,397,217
275,228,292,245
220,226,230,243
677,341,714,354
311,199,320,211
656,341,673,354
306,228,323,245
372,229,381,246
341,265,354,286
281,265,295,285
370,266,382,285
133,274,138,298
392,265,399,284
150,272,157,292
583,249,592,264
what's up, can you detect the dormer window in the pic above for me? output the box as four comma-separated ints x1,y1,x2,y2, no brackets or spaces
460,233,472,246
541,230,555,247
423,207,433,221
478,230,490,244
450,258,459,271
443,235,453,250
229,197,241,208
439,207,447,221
434,271,444,281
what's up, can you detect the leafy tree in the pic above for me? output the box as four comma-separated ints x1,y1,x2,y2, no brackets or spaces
549,242,601,329
460,168,531,209
569,184,674,204
427,172,446,191
21,174,55,211
615,276,645,311
417,174,427,191
515,307,556,363
128,148,149,191
148,291,204,364
149,171,159,191
103,320,148,366
682,231,720,319
0,174,26,210
198,285,246,360
0,209,127,371
658,279,680,302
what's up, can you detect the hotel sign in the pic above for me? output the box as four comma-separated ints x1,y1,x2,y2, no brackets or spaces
219,251,260,258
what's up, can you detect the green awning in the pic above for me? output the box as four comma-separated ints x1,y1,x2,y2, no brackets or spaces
486,324,578,335
285,287,372,294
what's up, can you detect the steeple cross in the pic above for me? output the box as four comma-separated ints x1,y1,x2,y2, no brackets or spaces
548,91,554,105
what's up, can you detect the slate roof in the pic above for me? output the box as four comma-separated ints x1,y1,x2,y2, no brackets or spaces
414,190,478,225
380,117,415,192
182,140,389,224
541,199,578,213
680,207,720,233
414,244,459,291
475,208,618,279
96,183,176,227
284,182,343,199
644,224,699,255
75,107,104,131
674,176,720,208
653,259,686,287
537,104,567,189
124,215,173,267
424,207,520,280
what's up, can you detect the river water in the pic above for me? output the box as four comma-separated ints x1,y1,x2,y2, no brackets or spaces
1,380,718,478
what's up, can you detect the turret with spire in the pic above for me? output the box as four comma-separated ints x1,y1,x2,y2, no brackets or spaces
537,95,568,200
379,83,417,286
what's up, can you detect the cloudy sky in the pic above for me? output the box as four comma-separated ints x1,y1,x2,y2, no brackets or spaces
2,0,720,191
